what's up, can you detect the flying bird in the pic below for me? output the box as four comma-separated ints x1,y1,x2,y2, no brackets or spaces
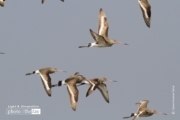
0,0,5,7
138,0,151,27
51,72,89,111
123,100,167,120
78,77,117,103
26,67,66,97
79,8,128,48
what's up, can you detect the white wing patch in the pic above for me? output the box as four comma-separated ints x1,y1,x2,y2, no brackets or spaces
84,80,90,84
99,16,105,35
39,74,50,90
67,85,76,103
139,1,149,18
88,80,96,91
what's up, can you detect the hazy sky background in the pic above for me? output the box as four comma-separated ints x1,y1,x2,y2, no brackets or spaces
0,0,179,119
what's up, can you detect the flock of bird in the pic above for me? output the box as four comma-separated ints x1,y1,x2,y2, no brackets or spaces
1,0,168,120
25,68,117,111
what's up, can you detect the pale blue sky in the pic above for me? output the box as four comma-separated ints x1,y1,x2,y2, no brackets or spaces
0,0,179,120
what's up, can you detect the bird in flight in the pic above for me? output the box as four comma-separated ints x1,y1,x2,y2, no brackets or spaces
123,100,167,120
79,8,128,48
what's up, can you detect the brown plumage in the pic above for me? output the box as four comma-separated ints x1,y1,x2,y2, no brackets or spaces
26,67,66,97
138,0,151,27
51,72,88,111
79,8,128,48
78,77,117,103
0,0,5,7
123,100,167,120
98,9,108,39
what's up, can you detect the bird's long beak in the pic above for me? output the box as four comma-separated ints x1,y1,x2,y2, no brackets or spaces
116,41,128,45
106,79,117,82
58,70,67,72
156,111,167,115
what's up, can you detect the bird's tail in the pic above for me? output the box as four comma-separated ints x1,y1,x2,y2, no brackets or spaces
51,84,58,87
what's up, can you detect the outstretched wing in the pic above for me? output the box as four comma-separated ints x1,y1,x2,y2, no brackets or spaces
136,100,149,112
138,0,151,27
90,29,108,44
98,8,109,38
67,84,78,111
39,74,51,97
97,83,109,103
86,80,98,97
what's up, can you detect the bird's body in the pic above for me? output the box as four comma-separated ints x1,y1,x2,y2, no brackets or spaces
78,77,117,103
0,0,5,7
138,0,151,27
26,67,66,97
123,100,167,120
79,8,128,48
51,72,88,111
0,52,5,54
